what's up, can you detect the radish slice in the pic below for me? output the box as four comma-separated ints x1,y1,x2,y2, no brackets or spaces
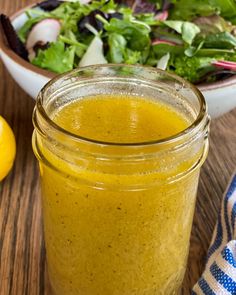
157,52,170,70
212,60,236,71
26,18,61,60
155,10,168,21
28,48,37,61
152,39,177,46
79,35,108,67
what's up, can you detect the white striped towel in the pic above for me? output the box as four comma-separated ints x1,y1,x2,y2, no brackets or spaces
192,173,236,295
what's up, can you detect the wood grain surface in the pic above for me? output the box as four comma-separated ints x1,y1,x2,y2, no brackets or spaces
0,1,236,294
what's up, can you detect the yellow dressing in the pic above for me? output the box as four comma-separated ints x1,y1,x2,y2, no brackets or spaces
53,95,189,143
40,95,199,295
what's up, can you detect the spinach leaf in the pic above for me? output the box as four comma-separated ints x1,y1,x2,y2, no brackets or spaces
163,20,183,34
105,18,151,51
152,43,184,56
196,48,235,56
182,22,201,45
108,33,127,63
163,20,200,45
204,32,236,49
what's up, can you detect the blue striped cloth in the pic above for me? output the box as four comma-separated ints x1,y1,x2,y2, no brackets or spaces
192,173,236,294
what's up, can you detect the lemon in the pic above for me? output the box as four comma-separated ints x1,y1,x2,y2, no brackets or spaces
0,116,16,181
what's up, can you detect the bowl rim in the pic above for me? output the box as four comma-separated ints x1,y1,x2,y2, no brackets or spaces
1,2,236,90
0,3,55,79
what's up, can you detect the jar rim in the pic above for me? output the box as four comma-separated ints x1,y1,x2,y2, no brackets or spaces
36,64,208,147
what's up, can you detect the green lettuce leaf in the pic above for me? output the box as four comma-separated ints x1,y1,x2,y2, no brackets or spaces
32,41,75,73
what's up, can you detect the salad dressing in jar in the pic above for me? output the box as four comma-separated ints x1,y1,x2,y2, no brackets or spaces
32,65,209,295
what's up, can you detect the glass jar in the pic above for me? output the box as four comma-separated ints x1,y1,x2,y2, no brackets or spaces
32,65,209,295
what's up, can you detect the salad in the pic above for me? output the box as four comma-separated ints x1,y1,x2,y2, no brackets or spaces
2,0,236,84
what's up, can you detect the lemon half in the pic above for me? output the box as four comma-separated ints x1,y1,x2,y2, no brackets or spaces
0,116,16,181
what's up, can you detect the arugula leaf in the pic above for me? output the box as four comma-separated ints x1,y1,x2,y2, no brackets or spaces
163,20,200,45
117,7,133,20
51,2,83,34
204,32,236,49
53,0,117,17
32,41,75,73
99,0,117,13
84,0,117,14
50,1,117,37
59,31,87,58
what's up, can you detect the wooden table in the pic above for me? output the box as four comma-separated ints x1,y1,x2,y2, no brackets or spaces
0,1,236,294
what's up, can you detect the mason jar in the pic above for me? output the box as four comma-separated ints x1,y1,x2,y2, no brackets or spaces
32,65,209,295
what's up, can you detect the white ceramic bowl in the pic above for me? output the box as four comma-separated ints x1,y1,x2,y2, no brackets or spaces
1,4,236,118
